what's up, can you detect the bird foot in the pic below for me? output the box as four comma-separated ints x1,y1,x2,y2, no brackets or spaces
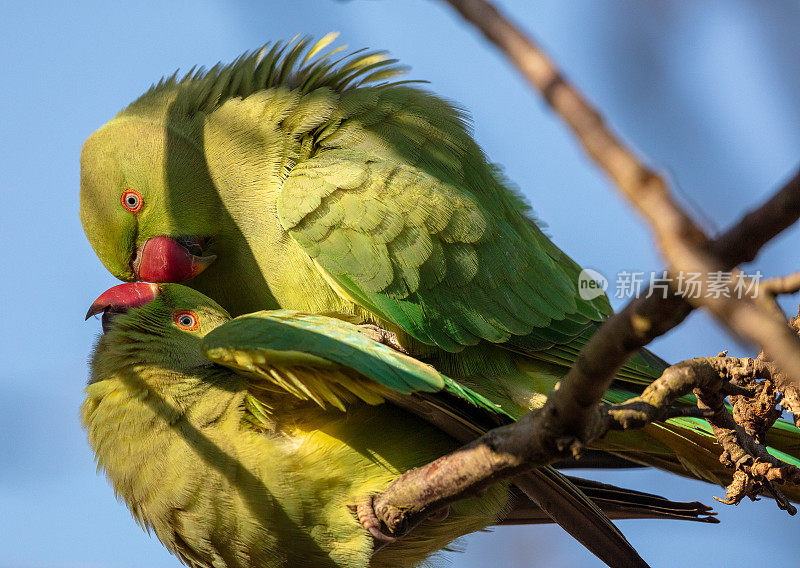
349,497,449,545
353,495,397,543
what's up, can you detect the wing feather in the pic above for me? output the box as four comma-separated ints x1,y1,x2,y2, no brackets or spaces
279,147,605,352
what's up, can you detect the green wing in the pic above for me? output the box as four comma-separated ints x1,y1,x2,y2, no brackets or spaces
271,87,800,502
279,90,610,353
202,309,651,567
202,309,501,414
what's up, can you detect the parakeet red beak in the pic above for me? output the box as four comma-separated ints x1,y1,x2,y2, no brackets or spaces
86,282,161,332
132,236,216,283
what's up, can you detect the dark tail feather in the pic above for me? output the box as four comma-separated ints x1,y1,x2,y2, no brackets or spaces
554,450,645,469
514,469,652,568
501,475,718,525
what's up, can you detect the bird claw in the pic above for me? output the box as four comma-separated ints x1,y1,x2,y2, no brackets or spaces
351,497,448,545
354,495,397,543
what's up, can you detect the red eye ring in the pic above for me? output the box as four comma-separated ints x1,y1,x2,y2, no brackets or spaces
173,310,199,331
121,189,143,213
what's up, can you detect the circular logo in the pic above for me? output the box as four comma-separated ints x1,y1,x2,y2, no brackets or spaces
577,268,608,301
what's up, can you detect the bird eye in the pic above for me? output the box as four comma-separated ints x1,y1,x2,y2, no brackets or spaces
173,310,199,331
121,189,143,213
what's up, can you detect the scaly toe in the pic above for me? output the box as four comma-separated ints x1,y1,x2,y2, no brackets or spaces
355,494,397,543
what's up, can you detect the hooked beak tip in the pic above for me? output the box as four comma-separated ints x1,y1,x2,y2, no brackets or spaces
85,282,160,324
85,306,102,321
193,253,217,273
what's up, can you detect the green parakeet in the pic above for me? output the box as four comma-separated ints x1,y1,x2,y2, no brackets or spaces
84,282,718,568
78,35,800,559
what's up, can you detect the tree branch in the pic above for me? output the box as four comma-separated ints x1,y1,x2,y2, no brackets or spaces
370,346,800,538
363,0,800,542
439,0,800,384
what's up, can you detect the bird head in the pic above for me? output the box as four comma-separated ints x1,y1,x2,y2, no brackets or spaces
79,118,219,284
87,282,231,370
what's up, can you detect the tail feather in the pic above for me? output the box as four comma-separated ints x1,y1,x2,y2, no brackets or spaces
516,352,800,502
512,470,652,568
500,476,718,525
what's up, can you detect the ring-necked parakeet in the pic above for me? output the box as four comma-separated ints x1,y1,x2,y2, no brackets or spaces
78,36,800,556
85,282,719,568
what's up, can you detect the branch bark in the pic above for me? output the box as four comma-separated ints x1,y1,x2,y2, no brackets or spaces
365,0,800,542
440,0,800,384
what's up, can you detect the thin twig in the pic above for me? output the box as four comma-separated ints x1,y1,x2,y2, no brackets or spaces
756,271,800,318
367,0,800,539
760,272,800,298
440,0,800,383
371,353,800,536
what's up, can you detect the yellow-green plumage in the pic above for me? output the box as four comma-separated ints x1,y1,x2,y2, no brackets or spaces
79,36,800,561
85,284,727,567
79,36,608,337
83,285,512,568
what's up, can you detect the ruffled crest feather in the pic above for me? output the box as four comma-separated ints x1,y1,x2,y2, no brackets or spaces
124,34,416,118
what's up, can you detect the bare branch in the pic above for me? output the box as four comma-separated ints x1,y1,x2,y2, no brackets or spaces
372,408,567,537
611,356,800,508
756,271,800,318
369,352,800,537
440,0,800,383
710,175,800,266
363,0,800,542
759,272,800,298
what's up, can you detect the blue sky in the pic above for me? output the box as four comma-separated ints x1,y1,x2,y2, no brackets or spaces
2,1,800,566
